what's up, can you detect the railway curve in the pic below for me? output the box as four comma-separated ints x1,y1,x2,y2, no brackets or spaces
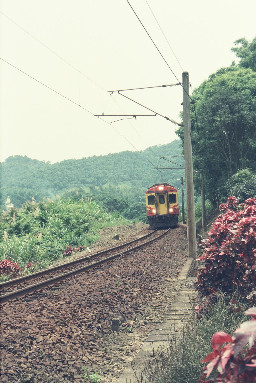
0,229,168,303
0,224,188,383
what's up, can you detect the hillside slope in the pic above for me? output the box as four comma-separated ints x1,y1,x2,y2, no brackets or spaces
0,140,184,210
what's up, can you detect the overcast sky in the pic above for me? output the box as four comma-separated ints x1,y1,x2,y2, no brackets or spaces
1,0,255,163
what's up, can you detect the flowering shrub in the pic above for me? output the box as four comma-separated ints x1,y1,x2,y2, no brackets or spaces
62,245,74,257
0,259,22,276
200,307,256,383
62,245,85,257
197,197,256,299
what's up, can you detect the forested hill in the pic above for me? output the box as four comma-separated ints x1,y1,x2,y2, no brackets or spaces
0,140,184,210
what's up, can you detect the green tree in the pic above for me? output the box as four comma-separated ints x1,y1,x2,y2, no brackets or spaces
177,67,256,204
225,168,256,202
231,37,256,72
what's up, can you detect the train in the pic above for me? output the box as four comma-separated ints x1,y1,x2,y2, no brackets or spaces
146,183,179,229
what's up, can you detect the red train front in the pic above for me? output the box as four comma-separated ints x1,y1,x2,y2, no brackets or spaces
146,183,179,229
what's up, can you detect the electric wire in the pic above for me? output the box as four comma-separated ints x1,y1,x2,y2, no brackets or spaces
0,11,172,174
145,0,184,72
0,57,145,159
108,83,179,92
125,0,199,177
117,92,181,126
0,10,105,92
126,0,195,104
160,155,185,168
107,92,167,175
0,57,94,115
126,0,181,85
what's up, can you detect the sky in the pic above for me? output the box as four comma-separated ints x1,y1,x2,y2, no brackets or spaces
0,0,255,163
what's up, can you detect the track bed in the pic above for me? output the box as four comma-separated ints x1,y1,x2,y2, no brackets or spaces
0,225,188,383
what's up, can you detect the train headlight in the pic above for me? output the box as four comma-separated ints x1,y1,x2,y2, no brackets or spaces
169,207,174,213
152,208,156,214
159,186,164,190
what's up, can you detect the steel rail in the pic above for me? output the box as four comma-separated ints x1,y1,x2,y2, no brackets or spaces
0,230,156,291
0,229,170,303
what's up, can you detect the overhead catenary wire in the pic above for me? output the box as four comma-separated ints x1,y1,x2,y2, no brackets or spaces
0,10,173,174
106,92,167,176
0,57,94,115
108,83,179,93
145,0,184,72
126,0,195,103
0,10,105,92
117,91,181,126
1,56,161,172
126,0,181,85
126,0,201,168
160,155,185,168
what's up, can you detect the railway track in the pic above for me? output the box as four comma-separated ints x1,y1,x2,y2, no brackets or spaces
0,228,170,304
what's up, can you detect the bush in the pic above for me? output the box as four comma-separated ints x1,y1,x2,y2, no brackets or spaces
225,168,256,202
200,307,256,383
0,197,128,273
197,196,256,299
0,259,21,276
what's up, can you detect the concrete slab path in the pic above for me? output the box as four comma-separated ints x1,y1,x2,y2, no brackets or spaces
114,258,197,383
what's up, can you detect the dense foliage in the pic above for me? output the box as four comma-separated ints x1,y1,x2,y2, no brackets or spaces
176,37,256,205
224,168,256,202
0,197,128,276
231,37,256,72
177,67,256,204
0,140,185,217
197,197,256,299
61,185,147,223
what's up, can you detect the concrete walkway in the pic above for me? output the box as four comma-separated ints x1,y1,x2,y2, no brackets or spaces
115,258,197,383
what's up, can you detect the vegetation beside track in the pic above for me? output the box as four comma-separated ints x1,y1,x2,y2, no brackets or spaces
145,197,256,383
0,197,128,280
144,292,249,383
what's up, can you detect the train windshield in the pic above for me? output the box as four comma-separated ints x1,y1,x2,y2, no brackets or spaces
159,195,165,204
147,195,155,205
169,194,176,203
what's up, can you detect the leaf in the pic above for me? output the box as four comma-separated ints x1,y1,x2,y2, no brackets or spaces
211,331,233,351
202,350,218,363
245,307,256,319
234,320,256,355
204,356,220,378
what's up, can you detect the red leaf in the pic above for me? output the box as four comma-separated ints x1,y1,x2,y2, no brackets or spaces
212,331,233,351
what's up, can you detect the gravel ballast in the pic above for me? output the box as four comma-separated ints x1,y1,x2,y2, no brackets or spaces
0,224,188,382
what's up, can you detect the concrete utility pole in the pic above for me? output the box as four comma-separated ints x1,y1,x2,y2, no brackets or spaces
181,176,185,224
182,72,197,258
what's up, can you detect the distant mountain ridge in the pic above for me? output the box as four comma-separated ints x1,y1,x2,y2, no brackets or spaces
0,140,184,209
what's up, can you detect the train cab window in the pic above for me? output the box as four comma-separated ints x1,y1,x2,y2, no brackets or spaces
147,195,155,205
169,194,176,203
159,195,165,204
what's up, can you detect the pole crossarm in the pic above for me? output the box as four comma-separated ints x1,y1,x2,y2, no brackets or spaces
94,114,156,117
117,92,181,126
108,83,180,93
160,155,184,158
156,167,185,170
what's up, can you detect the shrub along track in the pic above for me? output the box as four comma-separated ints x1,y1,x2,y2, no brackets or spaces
0,225,188,383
